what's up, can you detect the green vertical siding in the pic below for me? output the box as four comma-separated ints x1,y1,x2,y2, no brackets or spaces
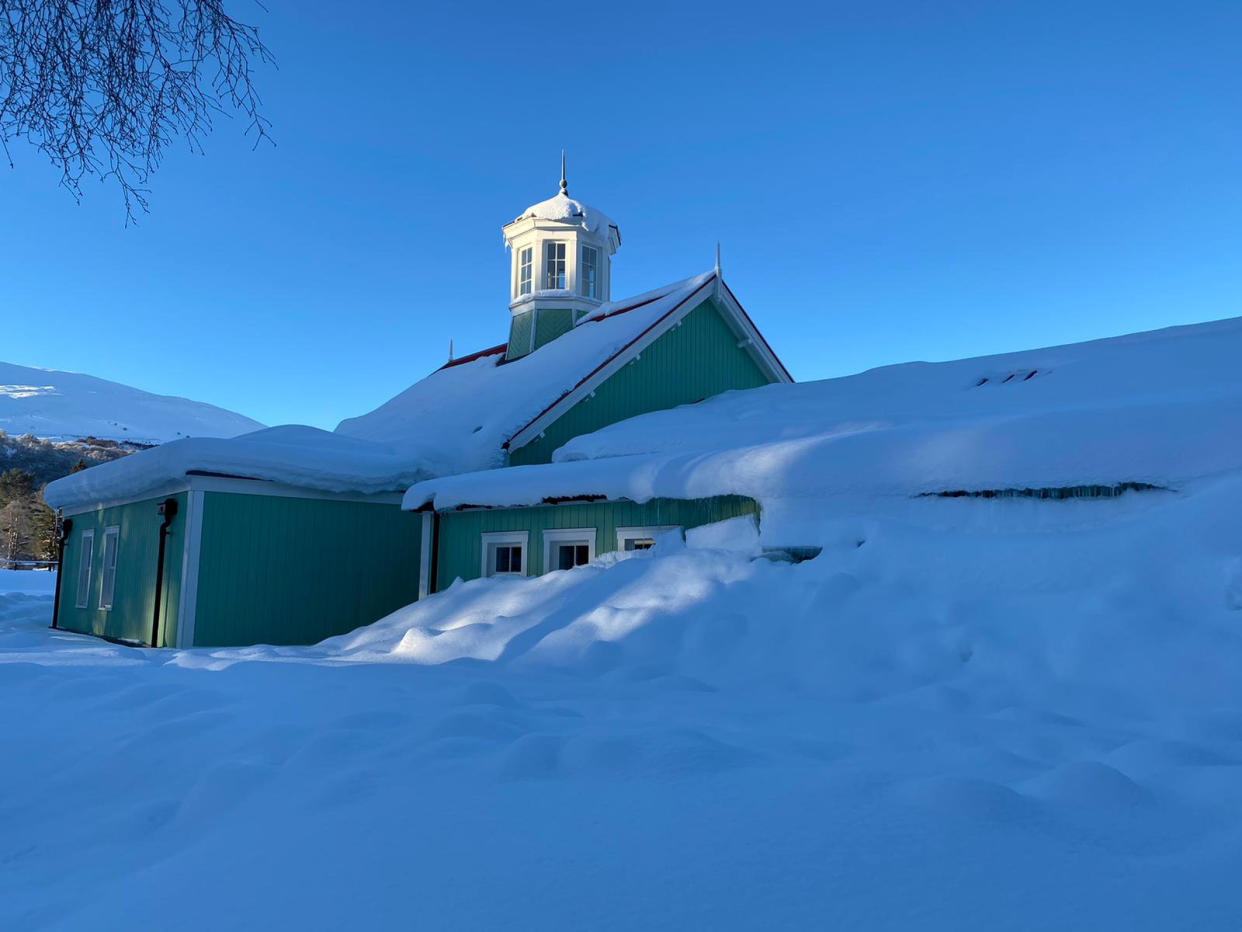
533,306,575,350
506,310,533,361
56,493,187,646
192,492,420,647
435,496,757,590
509,297,775,466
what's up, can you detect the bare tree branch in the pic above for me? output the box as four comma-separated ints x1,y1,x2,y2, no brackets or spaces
0,0,273,222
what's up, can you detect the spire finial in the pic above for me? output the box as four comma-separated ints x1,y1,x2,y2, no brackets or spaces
715,242,722,276
560,149,567,195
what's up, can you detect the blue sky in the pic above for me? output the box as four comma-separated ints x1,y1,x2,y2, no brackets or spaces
5,0,1241,429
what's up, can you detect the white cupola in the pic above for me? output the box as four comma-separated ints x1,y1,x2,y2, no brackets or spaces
501,155,621,361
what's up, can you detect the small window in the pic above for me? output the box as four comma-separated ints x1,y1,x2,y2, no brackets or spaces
75,529,95,609
518,246,533,297
98,526,120,610
617,526,679,553
495,545,522,574
542,528,596,574
544,241,566,290
580,245,598,298
482,531,529,578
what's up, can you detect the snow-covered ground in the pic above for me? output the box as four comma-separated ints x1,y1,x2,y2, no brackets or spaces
0,360,262,444
5,466,1242,929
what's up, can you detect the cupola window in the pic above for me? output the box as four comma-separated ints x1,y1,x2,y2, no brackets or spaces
580,245,598,298
517,246,533,296
544,241,566,290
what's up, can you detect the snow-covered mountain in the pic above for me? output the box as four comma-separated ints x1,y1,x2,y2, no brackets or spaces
0,360,263,444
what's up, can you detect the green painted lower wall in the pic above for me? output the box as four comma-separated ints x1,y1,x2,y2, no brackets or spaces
56,493,187,646
192,492,421,647
435,496,758,590
509,297,775,466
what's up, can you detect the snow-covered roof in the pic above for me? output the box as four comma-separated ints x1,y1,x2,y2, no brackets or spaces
335,270,719,472
403,314,1242,545
45,271,725,510
43,426,425,510
509,191,620,250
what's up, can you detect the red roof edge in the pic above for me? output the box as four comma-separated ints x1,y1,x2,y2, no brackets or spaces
438,342,507,371
503,274,718,449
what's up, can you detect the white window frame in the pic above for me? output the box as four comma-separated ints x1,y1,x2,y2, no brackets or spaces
543,240,566,290
580,244,599,298
75,529,95,609
481,530,529,578
517,245,533,297
543,528,597,574
98,525,120,611
616,526,680,553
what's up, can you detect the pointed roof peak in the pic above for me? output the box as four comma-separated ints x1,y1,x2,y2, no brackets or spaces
560,149,568,195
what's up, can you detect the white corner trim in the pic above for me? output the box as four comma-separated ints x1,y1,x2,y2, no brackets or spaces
175,489,205,649
418,512,433,600
480,530,529,578
542,527,598,574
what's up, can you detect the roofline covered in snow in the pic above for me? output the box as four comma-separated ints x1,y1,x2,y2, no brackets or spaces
502,272,792,453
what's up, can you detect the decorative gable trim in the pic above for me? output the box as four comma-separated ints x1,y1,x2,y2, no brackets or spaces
503,273,792,454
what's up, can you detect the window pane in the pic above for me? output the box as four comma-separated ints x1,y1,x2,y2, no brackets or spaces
100,530,119,609
624,537,655,551
75,534,94,607
580,246,597,298
510,546,522,572
575,545,589,565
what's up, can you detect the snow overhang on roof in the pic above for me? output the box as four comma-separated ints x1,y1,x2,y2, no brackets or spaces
504,192,621,252
44,425,433,512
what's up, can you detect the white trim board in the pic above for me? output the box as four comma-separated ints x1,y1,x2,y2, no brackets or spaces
60,475,404,516
542,527,598,573
417,512,433,601
480,530,529,578
175,489,205,649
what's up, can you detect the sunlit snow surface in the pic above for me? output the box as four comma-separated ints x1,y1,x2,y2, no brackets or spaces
0,361,262,444
5,475,1242,929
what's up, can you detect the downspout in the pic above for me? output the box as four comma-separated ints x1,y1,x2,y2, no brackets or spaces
429,512,441,596
150,498,179,647
49,516,72,630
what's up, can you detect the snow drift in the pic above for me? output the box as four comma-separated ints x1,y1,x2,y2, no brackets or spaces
406,313,1242,548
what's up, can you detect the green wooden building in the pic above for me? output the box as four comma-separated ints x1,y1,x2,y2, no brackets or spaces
45,170,789,646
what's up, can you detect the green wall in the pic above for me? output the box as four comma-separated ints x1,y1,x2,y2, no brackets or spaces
56,493,187,646
532,306,575,350
192,492,421,647
509,297,774,467
435,496,757,590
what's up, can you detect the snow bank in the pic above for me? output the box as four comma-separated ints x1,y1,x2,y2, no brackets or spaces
7,470,1242,927
406,313,1242,546
0,359,262,444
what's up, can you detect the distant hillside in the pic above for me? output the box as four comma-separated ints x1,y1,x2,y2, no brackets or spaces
0,361,263,445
